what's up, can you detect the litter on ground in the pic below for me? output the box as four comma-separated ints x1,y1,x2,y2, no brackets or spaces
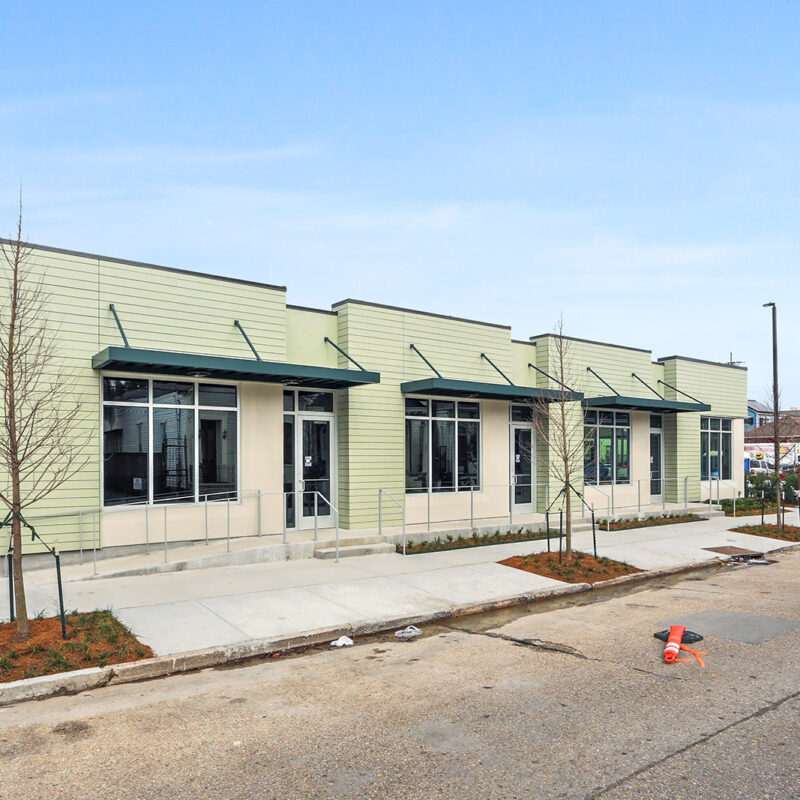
330,636,354,647
395,625,422,641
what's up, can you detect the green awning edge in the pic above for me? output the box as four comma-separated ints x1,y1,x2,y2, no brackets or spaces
92,346,380,389
583,395,711,413
401,377,582,403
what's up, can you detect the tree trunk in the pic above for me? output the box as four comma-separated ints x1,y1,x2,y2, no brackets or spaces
564,479,572,558
10,506,30,640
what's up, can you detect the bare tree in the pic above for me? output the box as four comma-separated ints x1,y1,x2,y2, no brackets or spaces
531,319,585,557
1,199,88,640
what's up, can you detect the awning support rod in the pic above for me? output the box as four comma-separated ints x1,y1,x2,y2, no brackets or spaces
528,363,576,393
631,372,664,400
481,353,514,385
325,337,366,371
586,366,619,396
657,379,705,405
409,344,442,378
234,320,261,361
108,304,130,348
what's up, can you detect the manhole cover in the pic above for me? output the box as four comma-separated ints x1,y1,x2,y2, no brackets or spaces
703,546,763,556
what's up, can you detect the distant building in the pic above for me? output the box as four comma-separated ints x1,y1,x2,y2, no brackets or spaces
746,399,773,431
744,414,800,469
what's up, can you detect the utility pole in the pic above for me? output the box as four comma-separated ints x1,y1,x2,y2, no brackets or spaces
763,302,781,524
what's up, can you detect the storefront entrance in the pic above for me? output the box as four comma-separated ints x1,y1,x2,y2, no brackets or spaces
511,423,535,514
649,416,664,503
283,390,335,530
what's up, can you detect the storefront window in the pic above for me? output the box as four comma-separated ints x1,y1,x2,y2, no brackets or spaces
405,399,480,492
102,376,238,506
701,417,732,480
584,410,631,485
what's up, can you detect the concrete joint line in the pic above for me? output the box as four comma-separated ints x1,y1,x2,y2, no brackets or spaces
584,688,800,799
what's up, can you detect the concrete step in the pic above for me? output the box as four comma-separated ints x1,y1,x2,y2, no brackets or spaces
314,542,397,559
313,535,386,549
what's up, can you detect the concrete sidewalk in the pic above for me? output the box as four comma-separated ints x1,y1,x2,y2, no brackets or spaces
3,513,793,656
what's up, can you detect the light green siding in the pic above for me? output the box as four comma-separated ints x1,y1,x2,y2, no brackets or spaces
531,335,655,398
659,356,747,501
510,340,536,385
286,307,338,368
334,301,518,528
98,260,286,361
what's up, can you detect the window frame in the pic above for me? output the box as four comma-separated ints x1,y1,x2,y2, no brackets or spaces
404,396,482,494
583,409,631,486
101,373,241,509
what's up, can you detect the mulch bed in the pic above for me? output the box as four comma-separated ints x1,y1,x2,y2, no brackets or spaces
0,610,154,684
599,514,703,531
725,507,796,517
729,524,800,543
398,529,555,554
498,551,643,584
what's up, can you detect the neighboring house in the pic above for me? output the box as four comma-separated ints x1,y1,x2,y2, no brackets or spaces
1,240,748,555
746,399,773,431
744,414,800,470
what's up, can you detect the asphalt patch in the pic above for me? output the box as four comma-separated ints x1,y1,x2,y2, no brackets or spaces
659,610,800,644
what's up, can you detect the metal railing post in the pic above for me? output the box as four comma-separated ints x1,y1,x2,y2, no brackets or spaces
591,506,597,558
163,505,168,563
545,511,550,552
314,493,318,542
684,476,688,509
257,489,262,536
226,499,231,553
204,496,209,545
78,511,84,565
427,490,431,533
470,486,474,529
378,490,383,537
402,506,407,555
637,481,641,513
509,483,514,526
335,501,340,563
145,505,150,555
7,552,14,621
283,493,288,544
611,482,615,516
92,514,97,575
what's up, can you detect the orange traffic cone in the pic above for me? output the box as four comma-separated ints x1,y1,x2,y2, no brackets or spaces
662,625,707,667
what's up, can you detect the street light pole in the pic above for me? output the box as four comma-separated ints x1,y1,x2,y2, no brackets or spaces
763,302,781,524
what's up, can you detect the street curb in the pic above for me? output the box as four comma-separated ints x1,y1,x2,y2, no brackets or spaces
0,555,742,708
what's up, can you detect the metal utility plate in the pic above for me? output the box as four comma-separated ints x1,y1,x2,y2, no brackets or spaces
703,546,763,556
659,610,800,644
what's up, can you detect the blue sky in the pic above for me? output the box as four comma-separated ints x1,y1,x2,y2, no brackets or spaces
2,2,799,402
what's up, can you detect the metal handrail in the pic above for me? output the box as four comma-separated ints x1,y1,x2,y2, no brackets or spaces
378,488,407,554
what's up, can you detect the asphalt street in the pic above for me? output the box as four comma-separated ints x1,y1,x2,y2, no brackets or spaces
1,550,799,799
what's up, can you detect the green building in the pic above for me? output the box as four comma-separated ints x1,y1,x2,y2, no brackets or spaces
3,242,747,555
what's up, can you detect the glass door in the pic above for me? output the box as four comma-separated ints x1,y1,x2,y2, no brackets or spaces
298,417,333,530
511,425,535,514
649,430,664,501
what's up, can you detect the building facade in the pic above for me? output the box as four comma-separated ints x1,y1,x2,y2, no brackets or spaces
4,242,748,554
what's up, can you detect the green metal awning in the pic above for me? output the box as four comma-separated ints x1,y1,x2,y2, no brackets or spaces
583,395,710,413
401,377,581,403
93,346,380,389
